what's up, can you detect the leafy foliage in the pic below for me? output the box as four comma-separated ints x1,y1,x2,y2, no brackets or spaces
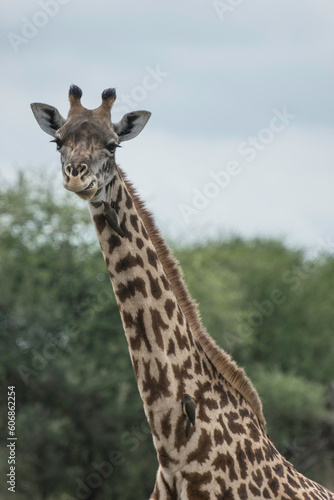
0,173,333,498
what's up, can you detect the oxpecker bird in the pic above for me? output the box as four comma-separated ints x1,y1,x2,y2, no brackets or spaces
102,200,125,238
181,393,196,437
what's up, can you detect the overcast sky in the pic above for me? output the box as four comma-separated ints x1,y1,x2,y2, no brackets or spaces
1,0,334,252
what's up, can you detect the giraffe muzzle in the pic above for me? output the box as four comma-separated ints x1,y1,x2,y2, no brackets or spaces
63,163,98,200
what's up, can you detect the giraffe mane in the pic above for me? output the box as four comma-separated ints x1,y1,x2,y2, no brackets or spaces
120,168,266,429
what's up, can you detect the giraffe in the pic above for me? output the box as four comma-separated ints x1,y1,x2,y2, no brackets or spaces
31,86,334,500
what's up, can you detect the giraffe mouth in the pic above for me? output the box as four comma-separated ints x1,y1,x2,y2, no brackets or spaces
75,179,98,200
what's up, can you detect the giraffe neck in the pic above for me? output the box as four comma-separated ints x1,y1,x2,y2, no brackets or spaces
122,169,266,432
88,166,210,464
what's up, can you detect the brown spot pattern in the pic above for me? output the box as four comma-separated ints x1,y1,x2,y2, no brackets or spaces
227,391,238,409
181,471,212,500
186,323,195,347
194,380,219,423
255,447,264,464
237,483,248,500
240,408,250,419
244,439,256,465
160,274,170,291
164,298,176,319
147,270,162,300
217,415,233,446
172,356,193,399
125,189,133,209
174,325,190,351
142,358,172,405
236,441,248,480
136,237,144,249
225,411,246,435
93,214,106,234
247,421,261,442
212,451,238,482
161,409,172,439
273,463,285,478
203,358,213,379
108,233,122,254
116,185,123,205
283,483,295,497
216,477,227,498
167,338,175,356
222,488,234,500
152,480,160,500
193,351,202,375
141,225,149,239
174,413,187,452
130,214,139,232
214,428,224,446
263,465,272,481
248,482,261,496
147,247,159,269
116,277,147,303
123,308,152,353
150,308,168,350
263,487,271,498
196,341,203,353
177,306,184,325
160,473,177,500
115,252,144,273
263,439,277,462
158,446,179,469
214,382,229,409
252,469,263,488
268,476,280,496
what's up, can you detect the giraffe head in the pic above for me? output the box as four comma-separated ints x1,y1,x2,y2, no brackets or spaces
31,85,151,201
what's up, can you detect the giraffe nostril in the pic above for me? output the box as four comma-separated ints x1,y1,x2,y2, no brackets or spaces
78,164,88,174
65,164,72,175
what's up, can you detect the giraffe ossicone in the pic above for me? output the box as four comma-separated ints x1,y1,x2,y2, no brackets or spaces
31,86,334,500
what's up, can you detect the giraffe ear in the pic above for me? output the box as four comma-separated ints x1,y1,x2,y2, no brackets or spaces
31,103,66,137
113,111,151,143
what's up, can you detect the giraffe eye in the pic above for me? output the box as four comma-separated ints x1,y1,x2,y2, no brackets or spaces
105,143,120,154
51,138,63,151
